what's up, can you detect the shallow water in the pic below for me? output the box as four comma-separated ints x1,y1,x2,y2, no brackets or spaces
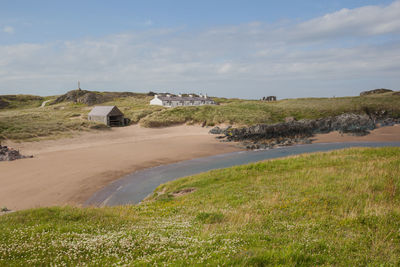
85,142,400,207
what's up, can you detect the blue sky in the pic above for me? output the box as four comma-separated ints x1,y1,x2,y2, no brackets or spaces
1,0,399,98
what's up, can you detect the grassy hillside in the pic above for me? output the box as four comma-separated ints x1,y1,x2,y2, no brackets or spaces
0,94,161,141
141,92,400,127
1,147,399,265
0,95,46,109
1,91,400,141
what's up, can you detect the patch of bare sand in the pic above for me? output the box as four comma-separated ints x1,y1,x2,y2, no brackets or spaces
313,124,400,143
0,125,239,211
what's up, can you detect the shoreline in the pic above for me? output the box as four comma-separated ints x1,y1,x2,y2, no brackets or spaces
87,141,400,207
1,124,400,211
0,125,240,211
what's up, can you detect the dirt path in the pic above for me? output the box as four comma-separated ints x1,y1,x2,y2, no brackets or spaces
40,100,51,107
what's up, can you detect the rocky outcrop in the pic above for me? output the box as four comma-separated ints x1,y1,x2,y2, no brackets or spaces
360,88,393,96
0,145,33,161
208,126,232,134
52,90,140,106
52,90,103,105
209,113,397,150
0,99,9,109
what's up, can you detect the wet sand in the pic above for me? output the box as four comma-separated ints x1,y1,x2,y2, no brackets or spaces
0,125,239,211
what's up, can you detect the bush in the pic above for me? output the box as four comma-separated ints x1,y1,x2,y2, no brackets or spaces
195,212,224,224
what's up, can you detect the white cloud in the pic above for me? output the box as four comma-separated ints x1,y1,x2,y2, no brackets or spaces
2,26,15,34
1,1,400,98
288,0,400,41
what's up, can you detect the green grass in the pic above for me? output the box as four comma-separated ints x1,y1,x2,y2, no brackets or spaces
1,147,399,266
1,91,400,141
0,95,46,109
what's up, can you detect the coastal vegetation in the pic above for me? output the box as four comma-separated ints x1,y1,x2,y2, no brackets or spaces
1,90,399,141
1,147,399,265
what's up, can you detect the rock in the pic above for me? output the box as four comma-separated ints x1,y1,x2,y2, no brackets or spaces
219,113,380,150
51,90,139,106
285,116,296,123
209,126,222,134
221,126,232,134
0,99,9,109
77,92,105,105
0,145,33,161
360,88,393,96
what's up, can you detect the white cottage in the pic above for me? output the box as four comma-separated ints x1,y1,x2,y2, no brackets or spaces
150,94,216,107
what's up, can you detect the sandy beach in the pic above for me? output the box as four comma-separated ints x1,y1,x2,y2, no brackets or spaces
1,124,400,211
0,125,239,211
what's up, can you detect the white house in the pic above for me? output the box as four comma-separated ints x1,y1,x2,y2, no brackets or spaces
150,94,216,107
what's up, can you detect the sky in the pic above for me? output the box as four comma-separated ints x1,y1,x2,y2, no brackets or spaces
0,0,399,99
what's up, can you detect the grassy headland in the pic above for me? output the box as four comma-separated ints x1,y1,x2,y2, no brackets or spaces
0,93,161,141
1,91,399,141
1,147,399,265
140,92,400,127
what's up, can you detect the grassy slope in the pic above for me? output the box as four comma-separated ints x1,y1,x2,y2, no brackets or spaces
1,147,399,266
0,95,162,141
0,95,46,109
1,92,400,141
141,92,400,127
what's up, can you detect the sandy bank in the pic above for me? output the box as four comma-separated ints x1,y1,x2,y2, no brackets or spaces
0,125,239,211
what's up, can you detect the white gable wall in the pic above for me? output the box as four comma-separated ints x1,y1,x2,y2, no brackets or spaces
150,97,163,106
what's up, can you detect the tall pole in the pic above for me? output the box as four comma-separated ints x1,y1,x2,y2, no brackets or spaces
78,81,81,90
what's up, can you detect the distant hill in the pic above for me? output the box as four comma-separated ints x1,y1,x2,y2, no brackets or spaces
0,95,44,109
360,88,393,96
51,89,147,106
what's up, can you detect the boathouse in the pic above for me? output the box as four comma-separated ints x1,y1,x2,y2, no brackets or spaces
88,105,126,126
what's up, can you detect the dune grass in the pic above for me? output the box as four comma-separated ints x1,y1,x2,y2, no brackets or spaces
0,95,161,141
140,92,400,127
1,147,399,265
0,95,46,110
1,91,400,141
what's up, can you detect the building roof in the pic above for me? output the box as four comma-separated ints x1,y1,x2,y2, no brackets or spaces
157,95,214,102
88,106,123,116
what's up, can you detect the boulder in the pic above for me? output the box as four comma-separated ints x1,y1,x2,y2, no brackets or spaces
0,145,33,161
